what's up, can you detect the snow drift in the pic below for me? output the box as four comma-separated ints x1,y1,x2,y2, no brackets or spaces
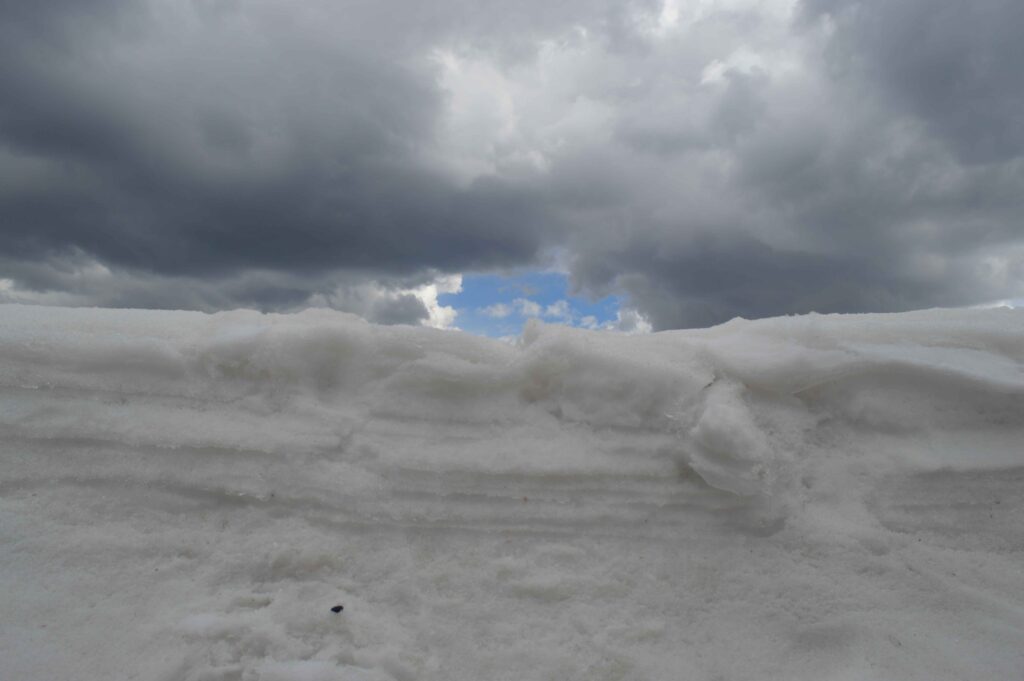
1,304,1022,680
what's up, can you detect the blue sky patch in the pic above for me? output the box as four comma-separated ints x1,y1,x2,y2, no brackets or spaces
441,271,621,337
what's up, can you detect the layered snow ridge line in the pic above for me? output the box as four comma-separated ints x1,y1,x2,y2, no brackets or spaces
2,304,1023,680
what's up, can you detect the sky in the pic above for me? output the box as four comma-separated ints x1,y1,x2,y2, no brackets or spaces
1,0,1022,335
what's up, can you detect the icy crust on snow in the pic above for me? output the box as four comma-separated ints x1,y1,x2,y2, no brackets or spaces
2,304,1023,680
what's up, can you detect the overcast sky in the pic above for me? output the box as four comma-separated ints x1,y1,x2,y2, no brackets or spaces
2,0,1022,332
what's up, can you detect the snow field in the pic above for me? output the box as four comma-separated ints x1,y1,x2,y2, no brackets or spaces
1,304,1023,680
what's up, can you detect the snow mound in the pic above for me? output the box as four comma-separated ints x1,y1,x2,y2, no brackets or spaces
2,304,1023,680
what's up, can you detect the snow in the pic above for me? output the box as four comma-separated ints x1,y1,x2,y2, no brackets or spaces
1,303,1023,680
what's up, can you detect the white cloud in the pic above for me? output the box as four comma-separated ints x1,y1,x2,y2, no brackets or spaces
544,299,573,321
612,308,653,334
429,49,548,185
566,308,652,334
514,298,542,317
410,274,462,329
481,302,512,318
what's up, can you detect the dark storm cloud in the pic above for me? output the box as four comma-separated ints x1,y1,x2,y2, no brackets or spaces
1,0,1023,328
0,0,556,278
802,0,1024,164
571,231,1006,330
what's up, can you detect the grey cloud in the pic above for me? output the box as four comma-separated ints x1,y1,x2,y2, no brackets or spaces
0,0,588,277
367,295,430,326
558,0,1024,328
0,252,436,325
2,0,1023,329
571,234,1004,330
802,0,1024,164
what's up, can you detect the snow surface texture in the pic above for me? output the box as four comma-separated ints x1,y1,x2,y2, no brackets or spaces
2,304,1023,680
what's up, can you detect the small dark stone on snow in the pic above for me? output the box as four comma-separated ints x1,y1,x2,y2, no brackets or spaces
331,605,344,613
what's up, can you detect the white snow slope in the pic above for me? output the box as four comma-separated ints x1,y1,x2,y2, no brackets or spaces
2,304,1023,681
